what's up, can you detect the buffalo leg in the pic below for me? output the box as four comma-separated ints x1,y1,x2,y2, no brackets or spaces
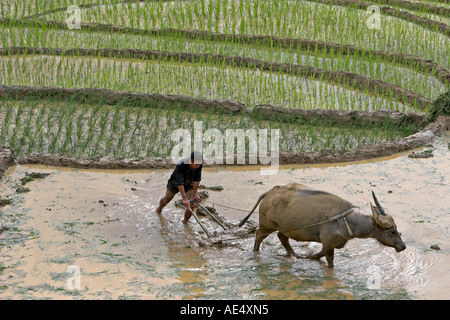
309,246,335,267
309,249,324,260
253,227,272,252
324,247,335,268
277,232,296,257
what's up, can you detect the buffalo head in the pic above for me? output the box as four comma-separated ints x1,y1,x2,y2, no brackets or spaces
370,192,406,252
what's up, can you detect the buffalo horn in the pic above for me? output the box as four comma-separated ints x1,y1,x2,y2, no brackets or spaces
371,191,386,216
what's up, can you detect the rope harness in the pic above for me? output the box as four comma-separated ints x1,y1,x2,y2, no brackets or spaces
343,216,354,237
272,207,355,236
192,199,355,238
202,199,255,213
305,207,355,237
304,207,355,228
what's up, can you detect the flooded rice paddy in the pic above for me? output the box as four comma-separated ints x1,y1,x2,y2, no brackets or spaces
0,133,449,300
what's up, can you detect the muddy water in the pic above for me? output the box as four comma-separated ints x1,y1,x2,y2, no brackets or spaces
1,133,449,299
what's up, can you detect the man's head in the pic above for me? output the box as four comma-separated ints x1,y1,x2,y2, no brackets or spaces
190,151,203,169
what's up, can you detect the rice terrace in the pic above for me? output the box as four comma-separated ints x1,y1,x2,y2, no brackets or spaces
0,0,449,301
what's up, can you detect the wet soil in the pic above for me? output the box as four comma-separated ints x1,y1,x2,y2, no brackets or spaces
0,133,448,300
0,146,15,179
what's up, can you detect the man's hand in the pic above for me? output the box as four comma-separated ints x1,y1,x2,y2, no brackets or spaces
193,194,201,202
182,197,190,208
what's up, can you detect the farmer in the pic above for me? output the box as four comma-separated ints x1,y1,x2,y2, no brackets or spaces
156,151,203,223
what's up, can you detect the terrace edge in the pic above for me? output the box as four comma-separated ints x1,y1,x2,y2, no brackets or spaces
0,85,448,178
0,47,436,110
1,18,448,87
0,115,447,176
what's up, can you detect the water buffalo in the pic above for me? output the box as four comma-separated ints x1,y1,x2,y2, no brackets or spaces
239,182,406,267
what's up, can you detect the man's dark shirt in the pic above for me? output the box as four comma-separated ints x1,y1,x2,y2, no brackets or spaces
167,158,202,192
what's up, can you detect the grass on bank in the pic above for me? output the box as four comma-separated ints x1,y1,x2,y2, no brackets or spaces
428,89,450,122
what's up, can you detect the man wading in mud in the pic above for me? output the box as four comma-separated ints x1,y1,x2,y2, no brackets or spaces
156,151,203,223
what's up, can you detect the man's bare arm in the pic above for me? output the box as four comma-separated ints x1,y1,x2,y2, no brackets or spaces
192,181,200,201
178,185,189,207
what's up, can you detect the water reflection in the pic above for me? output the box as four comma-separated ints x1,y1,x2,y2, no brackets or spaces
1,134,448,299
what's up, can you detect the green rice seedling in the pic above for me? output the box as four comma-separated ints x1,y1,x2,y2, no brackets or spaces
1,23,445,98
20,101,36,153
0,97,14,141
35,103,48,153
97,106,111,151
41,0,447,66
0,96,419,159
0,0,442,163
